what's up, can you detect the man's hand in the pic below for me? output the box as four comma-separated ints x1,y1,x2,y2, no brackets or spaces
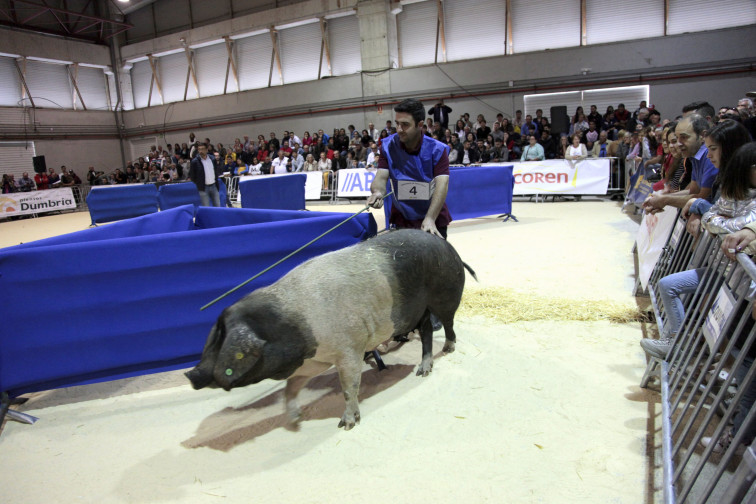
367,191,384,209
682,198,697,219
421,216,443,238
686,214,701,237
642,193,666,214
721,228,756,260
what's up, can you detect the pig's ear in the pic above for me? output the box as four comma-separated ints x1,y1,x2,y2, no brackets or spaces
230,324,266,357
204,320,225,352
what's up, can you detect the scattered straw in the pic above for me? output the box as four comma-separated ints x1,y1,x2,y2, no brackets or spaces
459,287,645,324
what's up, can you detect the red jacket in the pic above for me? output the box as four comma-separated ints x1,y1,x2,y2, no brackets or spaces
34,173,49,190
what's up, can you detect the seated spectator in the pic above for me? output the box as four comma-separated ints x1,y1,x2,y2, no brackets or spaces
521,135,545,161
585,122,599,143
565,134,588,160
476,119,491,141
489,138,509,163
587,105,603,130
318,152,332,171
291,150,304,172
557,135,570,160
223,155,240,176
303,154,318,172
603,105,619,139
590,131,611,158
614,103,630,130
332,150,346,171
520,115,539,138
491,122,506,143
35,170,50,190
246,157,263,176
271,151,288,174
569,113,589,136
460,140,479,165
539,128,557,159
16,172,34,192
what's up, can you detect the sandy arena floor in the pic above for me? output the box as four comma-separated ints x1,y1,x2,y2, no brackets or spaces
0,197,664,503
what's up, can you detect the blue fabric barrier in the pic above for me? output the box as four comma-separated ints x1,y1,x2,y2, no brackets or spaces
240,174,306,211
383,164,514,227
0,204,376,397
158,182,201,211
86,184,159,225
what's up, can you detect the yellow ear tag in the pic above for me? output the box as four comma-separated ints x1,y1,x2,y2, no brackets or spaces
235,352,244,360
225,368,233,376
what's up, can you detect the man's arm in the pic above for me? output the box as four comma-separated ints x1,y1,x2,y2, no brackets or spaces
367,168,389,208
422,175,449,238
643,181,705,213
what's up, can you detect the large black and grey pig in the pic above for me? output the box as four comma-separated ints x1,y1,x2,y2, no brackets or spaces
185,228,476,430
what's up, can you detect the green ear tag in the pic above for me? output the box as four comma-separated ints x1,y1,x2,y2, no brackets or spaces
225,368,233,376
235,352,244,360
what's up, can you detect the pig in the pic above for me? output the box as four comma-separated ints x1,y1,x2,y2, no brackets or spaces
185,228,476,430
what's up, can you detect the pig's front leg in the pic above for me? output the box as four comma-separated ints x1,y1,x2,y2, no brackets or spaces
284,360,332,425
335,356,363,430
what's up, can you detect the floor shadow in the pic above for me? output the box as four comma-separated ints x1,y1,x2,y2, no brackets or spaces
182,363,415,452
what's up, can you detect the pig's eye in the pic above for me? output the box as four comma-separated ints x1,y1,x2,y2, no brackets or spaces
225,368,233,376
235,352,244,360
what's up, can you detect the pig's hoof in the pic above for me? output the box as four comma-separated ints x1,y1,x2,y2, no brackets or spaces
442,341,455,353
416,361,433,377
338,411,360,430
286,405,302,425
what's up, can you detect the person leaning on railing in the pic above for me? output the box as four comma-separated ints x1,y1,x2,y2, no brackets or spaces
640,142,756,361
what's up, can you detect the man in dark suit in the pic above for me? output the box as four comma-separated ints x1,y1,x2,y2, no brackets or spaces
427,100,452,131
189,143,223,206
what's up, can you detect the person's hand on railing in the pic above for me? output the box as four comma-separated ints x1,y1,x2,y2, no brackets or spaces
721,228,756,260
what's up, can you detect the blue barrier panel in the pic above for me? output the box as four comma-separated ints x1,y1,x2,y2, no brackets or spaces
158,182,201,211
239,174,306,211
86,184,159,225
0,204,376,397
383,164,514,227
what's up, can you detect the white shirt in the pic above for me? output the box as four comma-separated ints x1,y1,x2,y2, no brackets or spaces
366,151,376,167
369,128,380,142
200,155,215,185
567,144,586,159
272,157,287,174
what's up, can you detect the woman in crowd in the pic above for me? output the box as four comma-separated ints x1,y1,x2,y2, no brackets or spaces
318,151,332,172
556,135,570,160
570,113,589,136
566,134,588,160
454,119,466,139
2,174,16,193
302,131,312,147
652,123,689,193
500,117,513,134
377,129,389,148
465,132,476,148
303,153,318,172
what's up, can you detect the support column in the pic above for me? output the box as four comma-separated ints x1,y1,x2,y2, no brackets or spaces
357,0,392,127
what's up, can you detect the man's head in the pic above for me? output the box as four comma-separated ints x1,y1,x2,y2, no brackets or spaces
525,115,532,123
682,101,715,122
590,105,597,114
394,98,426,146
198,143,208,158
588,121,596,131
529,135,537,146
368,123,374,130
675,114,709,157
270,132,276,139
536,109,543,117
22,172,28,178
637,108,649,121
617,103,626,112
599,130,607,143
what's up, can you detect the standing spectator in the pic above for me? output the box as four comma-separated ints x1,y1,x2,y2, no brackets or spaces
189,143,222,207
16,172,34,192
427,100,452,130
34,170,49,190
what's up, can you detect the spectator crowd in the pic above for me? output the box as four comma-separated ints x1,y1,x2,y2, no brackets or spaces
2,94,755,194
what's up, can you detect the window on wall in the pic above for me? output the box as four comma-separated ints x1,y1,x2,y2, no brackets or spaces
159,51,191,103
397,0,440,67
0,56,22,107
667,0,756,34
444,0,506,61
194,42,229,98
236,32,273,91
524,85,650,122
74,66,110,111
586,0,664,45
279,21,322,85
0,141,36,181
511,0,580,54
327,15,362,76
25,60,74,109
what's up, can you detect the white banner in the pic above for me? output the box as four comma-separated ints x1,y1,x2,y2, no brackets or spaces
509,158,610,195
636,207,679,291
337,168,377,198
0,188,77,218
241,172,323,200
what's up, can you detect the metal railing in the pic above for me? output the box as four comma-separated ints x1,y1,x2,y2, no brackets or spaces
639,217,756,503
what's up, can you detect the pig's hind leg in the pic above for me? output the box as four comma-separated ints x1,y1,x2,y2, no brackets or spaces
335,354,364,430
416,309,434,377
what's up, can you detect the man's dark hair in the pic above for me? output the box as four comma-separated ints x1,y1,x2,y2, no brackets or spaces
686,114,710,137
394,99,426,125
683,101,715,119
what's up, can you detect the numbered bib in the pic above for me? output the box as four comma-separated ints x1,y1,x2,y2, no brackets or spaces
397,180,431,201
